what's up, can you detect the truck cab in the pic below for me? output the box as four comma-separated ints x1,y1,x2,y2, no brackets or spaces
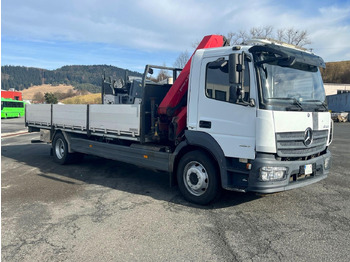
185,40,332,194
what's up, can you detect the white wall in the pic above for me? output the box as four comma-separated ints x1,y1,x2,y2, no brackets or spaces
324,83,350,96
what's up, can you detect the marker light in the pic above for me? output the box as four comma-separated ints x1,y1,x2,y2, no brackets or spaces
324,157,331,170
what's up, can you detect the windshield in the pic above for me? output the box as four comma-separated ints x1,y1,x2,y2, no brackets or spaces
257,62,326,111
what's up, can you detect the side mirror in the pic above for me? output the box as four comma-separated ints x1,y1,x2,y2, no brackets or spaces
148,68,154,75
229,85,240,103
229,54,240,84
229,52,245,84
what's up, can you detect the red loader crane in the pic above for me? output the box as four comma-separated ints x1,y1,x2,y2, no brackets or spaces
157,35,228,142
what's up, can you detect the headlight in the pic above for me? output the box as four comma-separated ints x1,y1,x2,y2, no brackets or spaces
259,167,287,181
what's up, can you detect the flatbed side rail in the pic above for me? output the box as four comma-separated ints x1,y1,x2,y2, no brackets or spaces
25,104,141,141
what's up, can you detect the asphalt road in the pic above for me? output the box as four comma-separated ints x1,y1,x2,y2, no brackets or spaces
1,117,28,135
2,118,350,261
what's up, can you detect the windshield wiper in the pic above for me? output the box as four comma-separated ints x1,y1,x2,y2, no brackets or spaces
303,99,328,111
268,97,304,111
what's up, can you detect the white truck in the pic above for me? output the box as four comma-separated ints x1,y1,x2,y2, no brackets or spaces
26,35,333,205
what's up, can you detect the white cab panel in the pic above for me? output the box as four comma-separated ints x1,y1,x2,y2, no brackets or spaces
273,111,330,132
256,110,276,153
187,49,204,130
315,112,332,130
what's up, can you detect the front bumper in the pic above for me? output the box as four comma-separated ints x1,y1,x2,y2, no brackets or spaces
246,150,331,193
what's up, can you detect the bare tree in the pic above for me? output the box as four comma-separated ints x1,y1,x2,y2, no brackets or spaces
250,26,274,39
173,51,190,69
66,89,75,98
185,26,311,66
151,63,170,83
32,91,44,103
156,70,170,82
227,26,311,47
230,30,250,45
276,28,311,47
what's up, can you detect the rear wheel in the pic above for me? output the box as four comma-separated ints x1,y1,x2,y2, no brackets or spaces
177,150,221,205
52,133,81,164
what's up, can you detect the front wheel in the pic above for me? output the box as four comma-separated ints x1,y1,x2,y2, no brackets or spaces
177,150,221,205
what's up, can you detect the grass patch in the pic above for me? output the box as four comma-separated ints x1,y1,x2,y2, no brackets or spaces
61,93,101,104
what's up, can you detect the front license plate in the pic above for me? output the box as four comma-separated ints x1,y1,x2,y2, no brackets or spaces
304,164,313,175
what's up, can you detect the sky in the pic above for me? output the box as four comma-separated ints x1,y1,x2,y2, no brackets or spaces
1,0,350,72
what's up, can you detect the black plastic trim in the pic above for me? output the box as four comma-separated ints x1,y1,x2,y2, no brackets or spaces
70,137,171,172
246,150,331,193
184,130,228,188
199,120,211,129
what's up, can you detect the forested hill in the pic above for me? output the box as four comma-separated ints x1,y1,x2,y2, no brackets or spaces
2,61,349,93
1,65,143,93
320,61,350,84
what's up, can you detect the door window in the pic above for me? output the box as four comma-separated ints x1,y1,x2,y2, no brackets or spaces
205,59,250,103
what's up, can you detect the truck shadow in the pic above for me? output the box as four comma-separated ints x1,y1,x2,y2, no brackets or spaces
1,143,261,209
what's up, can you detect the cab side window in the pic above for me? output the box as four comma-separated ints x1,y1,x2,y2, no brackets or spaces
205,59,250,103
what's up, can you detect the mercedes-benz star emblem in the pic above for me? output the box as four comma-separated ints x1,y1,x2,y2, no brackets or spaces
304,128,313,146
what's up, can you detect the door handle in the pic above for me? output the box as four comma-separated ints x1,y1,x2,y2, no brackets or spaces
199,120,211,129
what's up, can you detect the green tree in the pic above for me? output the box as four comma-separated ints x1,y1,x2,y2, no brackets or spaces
44,92,58,104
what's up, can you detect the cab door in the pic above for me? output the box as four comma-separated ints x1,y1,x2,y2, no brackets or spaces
194,54,257,159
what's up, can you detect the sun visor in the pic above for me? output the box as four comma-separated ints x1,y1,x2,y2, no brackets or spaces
249,44,326,68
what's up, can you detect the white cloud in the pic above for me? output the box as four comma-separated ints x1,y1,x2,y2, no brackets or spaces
300,6,350,61
2,0,350,62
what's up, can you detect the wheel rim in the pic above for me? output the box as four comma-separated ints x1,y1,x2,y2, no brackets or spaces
55,138,65,159
183,161,209,196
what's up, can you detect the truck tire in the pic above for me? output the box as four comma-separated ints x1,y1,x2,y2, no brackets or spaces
177,150,221,205
52,133,76,165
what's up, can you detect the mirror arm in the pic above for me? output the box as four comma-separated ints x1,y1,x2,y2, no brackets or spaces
249,98,256,107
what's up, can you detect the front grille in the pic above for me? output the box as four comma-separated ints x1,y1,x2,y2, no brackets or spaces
276,130,328,157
